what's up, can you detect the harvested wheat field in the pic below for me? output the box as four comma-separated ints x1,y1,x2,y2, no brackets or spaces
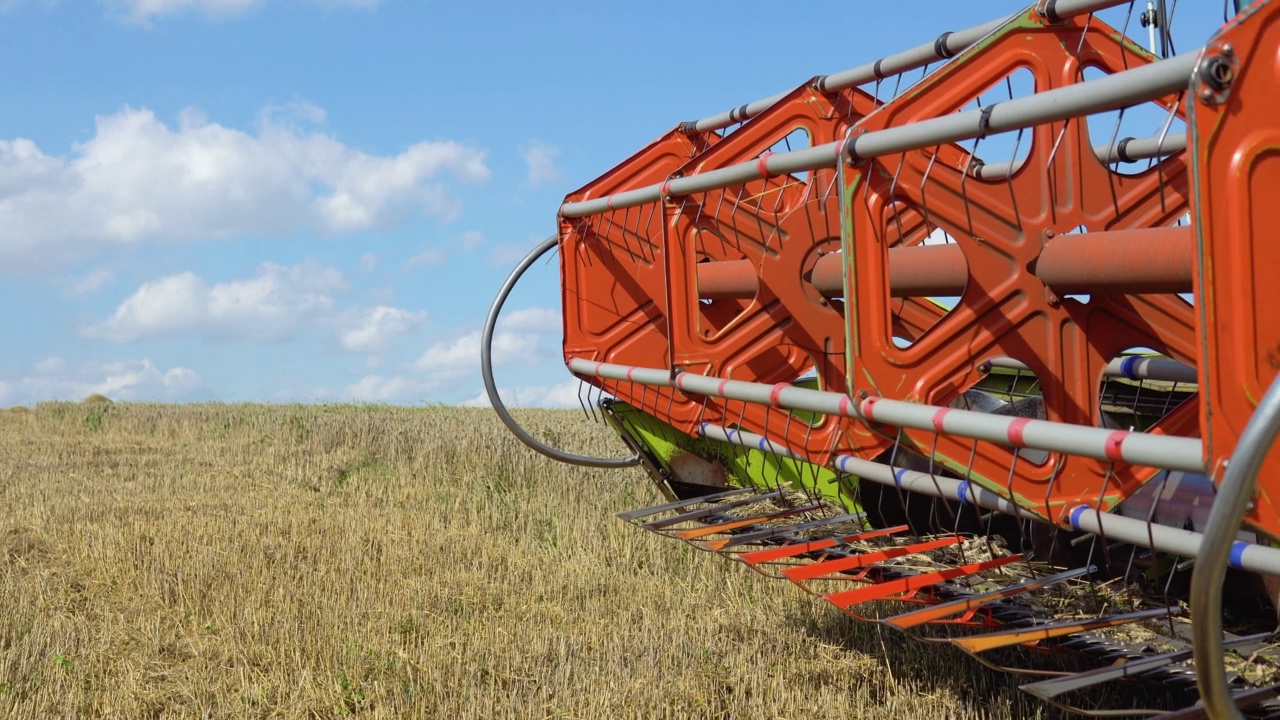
0,401,1064,719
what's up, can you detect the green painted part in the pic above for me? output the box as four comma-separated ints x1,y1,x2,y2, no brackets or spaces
603,402,862,519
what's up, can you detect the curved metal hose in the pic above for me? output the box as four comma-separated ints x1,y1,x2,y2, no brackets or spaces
1191,374,1280,720
481,235,640,469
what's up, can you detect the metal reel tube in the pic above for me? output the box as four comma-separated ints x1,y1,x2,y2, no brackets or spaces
482,236,640,469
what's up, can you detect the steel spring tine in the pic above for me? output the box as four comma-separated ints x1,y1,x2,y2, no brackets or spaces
1152,92,1184,210
1074,8,1093,58
1120,1,1138,70
925,422,958,528
1005,448,1036,578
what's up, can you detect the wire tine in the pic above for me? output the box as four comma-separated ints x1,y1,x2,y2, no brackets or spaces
1153,94,1183,213
1003,448,1037,578
575,378,593,421
1074,10,1093,57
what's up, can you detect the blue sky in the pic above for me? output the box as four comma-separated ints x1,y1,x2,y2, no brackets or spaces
0,0,1227,407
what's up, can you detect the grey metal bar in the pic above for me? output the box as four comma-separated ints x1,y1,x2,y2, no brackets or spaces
685,90,793,135
568,357,1206,473
814,14,1017,94
983,354,1198,384
1191,374,1280,720
687,0,1134,133
561,51,1198,218
831,452,1040,520
1069,503,1280,576
697,421,1280,577
842,52,1197,161
973,131,1188,180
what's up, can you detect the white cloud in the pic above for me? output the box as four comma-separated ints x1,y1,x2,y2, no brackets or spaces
342,374,434,403
0,106,489,270
106,0,379,23
358,253,377,273
334,306,561,404
521,140,562,188
65,267,115,297
487,243,533,267
460,230,484,251
411,325,541,377
339,305,427,354
0,357,203,406
461,378,583,409
404,246,444,269
502,306,560,333
85,262,345,343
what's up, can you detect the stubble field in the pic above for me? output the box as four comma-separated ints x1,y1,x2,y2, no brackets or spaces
0,400,1056,719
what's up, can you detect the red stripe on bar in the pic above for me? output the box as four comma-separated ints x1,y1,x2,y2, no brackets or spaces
861,396,880,421
824,554,1023,610
1105,431,1128,462
626,367,635,382
717,379,729,396
757,151,774,178
932,408,950,433
1007,417,1031,447
675,373,687,390
839,395,852,417
770,382,789,407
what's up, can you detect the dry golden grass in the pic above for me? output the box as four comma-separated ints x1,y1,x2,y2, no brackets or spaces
0,401,1057,719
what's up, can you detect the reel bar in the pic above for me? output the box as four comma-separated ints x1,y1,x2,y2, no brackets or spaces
560,51,1198,218
974,130,1188,179
695,225,1192,301
567,358,1205,473
699,421,1280,577
687,0,1133,133
984,356,1198,385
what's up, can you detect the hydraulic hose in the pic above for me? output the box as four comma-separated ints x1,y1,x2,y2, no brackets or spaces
481,235,640,469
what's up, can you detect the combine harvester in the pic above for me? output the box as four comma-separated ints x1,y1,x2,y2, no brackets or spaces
484,1,1280,716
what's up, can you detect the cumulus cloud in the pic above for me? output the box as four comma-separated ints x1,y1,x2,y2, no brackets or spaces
65,267,115,297
338,305,427,354
404,246,444,269
0,357,203,406
0,105,489,270
521,140,562,188
460,230,484,251
339,306,561,404
84,261,346,343
342,374,435,403
106,0,379,23
461,378,584,409
412,306,556,378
